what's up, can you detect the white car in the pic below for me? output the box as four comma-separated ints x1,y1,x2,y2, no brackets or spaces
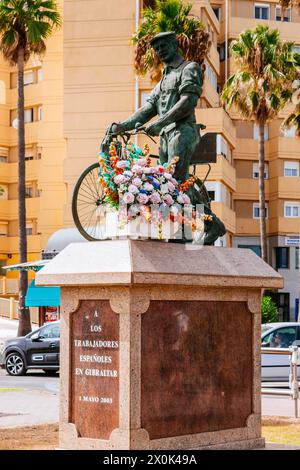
261,322,300,381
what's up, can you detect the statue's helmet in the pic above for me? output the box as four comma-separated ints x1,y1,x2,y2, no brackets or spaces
150,31,177,47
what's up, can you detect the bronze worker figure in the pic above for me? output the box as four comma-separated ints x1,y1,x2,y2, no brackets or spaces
110,31,225,245
111,31,202,183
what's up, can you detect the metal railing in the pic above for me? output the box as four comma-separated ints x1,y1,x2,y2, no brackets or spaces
261,346,300,418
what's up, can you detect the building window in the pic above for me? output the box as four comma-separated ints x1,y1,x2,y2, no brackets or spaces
37,106,42,121
217,43,226,62
0,155,7,162
238,245,262,257
275,247,290,269
140,91,150,107
204,60,218,91
212,7,221,21
24,70,34,86
275,6,291,22
253,123,269,141
254,3,270,20
285,202,300,218
25,186,33,198
253,162,269,179
284,161,299,177
208,191,215,201
296,247,299,270
253,203,268,219
26,224,33,235
24,108,34,123
37,68,43,82
282,126,297,138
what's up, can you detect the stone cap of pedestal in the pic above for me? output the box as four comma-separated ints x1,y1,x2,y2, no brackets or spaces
35,240,283,289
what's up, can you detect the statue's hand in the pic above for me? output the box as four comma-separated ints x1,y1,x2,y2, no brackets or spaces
110,122,126,134
144,121,162,137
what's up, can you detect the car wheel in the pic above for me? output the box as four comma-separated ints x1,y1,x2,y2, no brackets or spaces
43,369,59,375
5,353,26,376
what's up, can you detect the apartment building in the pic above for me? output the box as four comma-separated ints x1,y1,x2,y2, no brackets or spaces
217,0,300,320
0,0,299,320
0,0,65,296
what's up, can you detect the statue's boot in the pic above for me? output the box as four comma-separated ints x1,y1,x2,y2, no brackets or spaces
203,209,226,246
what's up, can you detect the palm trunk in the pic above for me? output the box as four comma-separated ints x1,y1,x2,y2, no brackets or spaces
17,47,31,337
258,121,268,264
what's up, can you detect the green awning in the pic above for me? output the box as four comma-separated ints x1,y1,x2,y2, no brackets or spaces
25,279,60,307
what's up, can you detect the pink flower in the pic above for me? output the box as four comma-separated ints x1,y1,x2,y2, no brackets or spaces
132,177,142,187
132,165,144,175
144,182,154,192
177,194,185,204
137,193,149,204
163,194,174,206
170,177,178,185
122,192,135,204
164,173,172,180
136,158,148,167
160,183,169,194
149,192,161,204
128,184,139,194
114,174,126,185
167,181,176,192
116,160,127,169
182,194,191,204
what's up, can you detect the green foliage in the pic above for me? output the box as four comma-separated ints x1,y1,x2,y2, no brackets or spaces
262,296,278,324
0,0,62,65
132,0,210,81
221,25,300,124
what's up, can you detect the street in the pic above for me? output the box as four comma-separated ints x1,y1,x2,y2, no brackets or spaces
0,317,298,427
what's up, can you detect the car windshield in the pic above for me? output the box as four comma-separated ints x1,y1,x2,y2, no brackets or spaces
261,324,274,334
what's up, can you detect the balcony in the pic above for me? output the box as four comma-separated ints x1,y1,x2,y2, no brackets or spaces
229,17,300,42
268,137,300,158
196,107,236,148
0,197,40,220
211,201,236,234
234,138,272,160
235,178,270,200
7,234,42,253
269,217,300,235
207,43,220,76
9,122,40,146
8,82,43,108
201,78,220,108
0,160,41,183
269,177,300,199
196,154,236,192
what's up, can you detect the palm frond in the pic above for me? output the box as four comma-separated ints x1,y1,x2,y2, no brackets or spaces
222,24,300,125
132,0,210,81
0,0,62,65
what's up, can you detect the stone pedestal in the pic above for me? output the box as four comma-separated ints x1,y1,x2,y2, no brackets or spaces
36,240,283,450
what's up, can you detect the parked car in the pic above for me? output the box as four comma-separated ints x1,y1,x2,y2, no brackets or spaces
0,321,60,376
261,322,300,381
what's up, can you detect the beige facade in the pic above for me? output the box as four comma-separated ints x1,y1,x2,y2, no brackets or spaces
0,0,299,318
0,0,65,294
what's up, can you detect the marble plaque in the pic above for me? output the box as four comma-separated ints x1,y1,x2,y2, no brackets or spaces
141,300,253,439
70,300,119,439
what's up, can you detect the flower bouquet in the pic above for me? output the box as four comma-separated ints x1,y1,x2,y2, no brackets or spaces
98,141,209,242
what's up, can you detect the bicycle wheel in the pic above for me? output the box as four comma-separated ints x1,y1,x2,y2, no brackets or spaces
72,163,108,241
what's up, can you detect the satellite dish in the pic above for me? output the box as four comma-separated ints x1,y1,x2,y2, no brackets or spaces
12,118,19,129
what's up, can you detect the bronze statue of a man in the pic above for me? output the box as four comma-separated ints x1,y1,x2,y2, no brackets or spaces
111,31,202,183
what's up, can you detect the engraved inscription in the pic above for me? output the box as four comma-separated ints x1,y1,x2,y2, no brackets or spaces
70,300,119,439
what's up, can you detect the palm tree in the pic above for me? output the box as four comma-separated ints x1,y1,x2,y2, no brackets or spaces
221,25,299,263
278,0,300,21
132,0,210,82
0,1,61,336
